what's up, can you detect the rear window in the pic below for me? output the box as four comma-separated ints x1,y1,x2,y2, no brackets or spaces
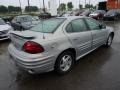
106,10,116,15
20,16,32,22
30,18,65,33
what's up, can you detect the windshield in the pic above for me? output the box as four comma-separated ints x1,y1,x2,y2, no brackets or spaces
106,10,116,15
0,19,5,25
93,10,102,13
82,10,90,15
30,18,65,33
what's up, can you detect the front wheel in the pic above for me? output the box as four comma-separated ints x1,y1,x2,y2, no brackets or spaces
105,34,113,47
55,51,74,75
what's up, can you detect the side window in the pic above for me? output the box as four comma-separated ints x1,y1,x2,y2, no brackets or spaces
66,23,73,33
71,19,87,32
85,18,100,30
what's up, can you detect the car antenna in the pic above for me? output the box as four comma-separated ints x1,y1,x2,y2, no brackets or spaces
41,18,45,39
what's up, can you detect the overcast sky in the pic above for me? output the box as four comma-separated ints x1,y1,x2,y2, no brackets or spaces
0,0,107,9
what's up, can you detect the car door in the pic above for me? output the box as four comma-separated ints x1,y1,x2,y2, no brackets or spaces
85,18,108,49
65,18,92,59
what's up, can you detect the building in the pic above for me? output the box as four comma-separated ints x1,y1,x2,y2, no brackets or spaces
107,0,120,9
48,0,57,16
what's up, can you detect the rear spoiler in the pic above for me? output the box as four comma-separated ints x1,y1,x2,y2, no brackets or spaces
11,33,35,39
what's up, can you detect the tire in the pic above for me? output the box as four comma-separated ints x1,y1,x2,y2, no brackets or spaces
55,51,75,75
105,34,113,47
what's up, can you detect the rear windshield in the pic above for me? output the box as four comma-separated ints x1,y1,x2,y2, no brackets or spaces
0,19,5,25
30,18,65,33
19,16,32,22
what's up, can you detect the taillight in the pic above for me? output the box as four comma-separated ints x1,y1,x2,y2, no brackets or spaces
23,41,44,54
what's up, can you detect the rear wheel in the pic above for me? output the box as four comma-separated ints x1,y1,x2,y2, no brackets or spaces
105,34,113,47
55,51,74,75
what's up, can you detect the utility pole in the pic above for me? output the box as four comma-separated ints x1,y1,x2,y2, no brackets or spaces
59,0,60,14
27,0,30,12
19,0,22,14
85,0,86,8
39,0,41,13
89,0,91,10
43,0,45,13
79,0,81,9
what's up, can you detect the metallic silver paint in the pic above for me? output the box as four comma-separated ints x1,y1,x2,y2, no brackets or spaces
8,16,114,74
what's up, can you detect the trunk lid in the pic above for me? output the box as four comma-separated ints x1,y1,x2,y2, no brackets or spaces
10,30,53,51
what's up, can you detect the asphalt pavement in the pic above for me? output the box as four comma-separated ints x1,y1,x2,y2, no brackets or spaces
0,20,120,90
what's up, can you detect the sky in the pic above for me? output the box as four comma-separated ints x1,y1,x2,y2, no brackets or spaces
0,0,107,9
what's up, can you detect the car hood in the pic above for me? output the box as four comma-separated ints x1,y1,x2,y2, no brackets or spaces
0,24,11,31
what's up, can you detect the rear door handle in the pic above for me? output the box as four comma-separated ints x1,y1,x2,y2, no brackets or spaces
74,38,78,41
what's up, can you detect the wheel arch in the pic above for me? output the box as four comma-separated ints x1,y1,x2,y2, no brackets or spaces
55,48,76,66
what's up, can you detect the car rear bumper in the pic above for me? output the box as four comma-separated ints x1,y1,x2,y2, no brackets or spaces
8,44,56,74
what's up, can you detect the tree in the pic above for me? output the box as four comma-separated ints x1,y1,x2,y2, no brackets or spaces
8,6,21,13
25,6,39,12
58,3,66,11
0,5,8,13
85,4,90,8
79,4,83,9
14,7,22,12
67,2,73,11
32,6,39,12
8,6,14,13
85,4,96,9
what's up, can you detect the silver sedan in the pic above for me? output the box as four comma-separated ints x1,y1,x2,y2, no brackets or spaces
8,16,114,75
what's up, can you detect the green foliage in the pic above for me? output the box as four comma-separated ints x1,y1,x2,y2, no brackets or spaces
25,6,39,12
58,3,66,11
67,2,73,11
85,4,96,9
8,6,21,13
0,5,8,13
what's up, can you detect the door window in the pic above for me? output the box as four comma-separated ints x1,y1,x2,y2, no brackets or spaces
66,23,73,33
85,18,101,30
72,19,87,32
66,19,87,33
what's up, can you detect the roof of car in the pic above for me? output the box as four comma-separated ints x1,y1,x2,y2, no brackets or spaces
56,16,87,21
16,15,31,18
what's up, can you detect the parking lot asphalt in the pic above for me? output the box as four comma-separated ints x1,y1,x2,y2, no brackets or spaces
0,21,120,90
